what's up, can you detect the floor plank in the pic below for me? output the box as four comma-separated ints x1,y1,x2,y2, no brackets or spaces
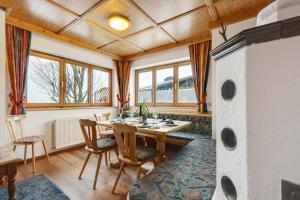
16,143,183,200
17,149,139,200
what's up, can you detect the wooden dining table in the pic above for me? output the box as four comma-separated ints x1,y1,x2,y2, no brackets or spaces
97,118,191,162
0,146,21,200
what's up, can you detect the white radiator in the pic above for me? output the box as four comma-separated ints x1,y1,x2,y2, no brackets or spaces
53,116,90,150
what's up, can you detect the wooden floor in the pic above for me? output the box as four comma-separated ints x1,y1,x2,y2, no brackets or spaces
16,143,182,200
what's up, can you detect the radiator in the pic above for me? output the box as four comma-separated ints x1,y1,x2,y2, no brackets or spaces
53,116,90,150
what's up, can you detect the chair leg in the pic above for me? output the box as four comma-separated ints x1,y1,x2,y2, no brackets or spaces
42,140,50,162
136,166,141,180
105,152,108,166
13,145,16,151
93,154,103,189
114,148,119,158
32,143,36,173
24,145,27,164
108,151,111,161
112,161,125,194
79,152,91,179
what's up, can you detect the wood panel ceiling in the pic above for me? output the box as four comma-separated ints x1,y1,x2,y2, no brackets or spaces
4,0,274,60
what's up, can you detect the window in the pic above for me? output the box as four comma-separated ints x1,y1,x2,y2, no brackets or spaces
92,68,110,104
137,71,152,103
156,67,173,103
178,64,196,103
65,62,89,104
26,51,112,108
27,54,61,105
135,61,196,106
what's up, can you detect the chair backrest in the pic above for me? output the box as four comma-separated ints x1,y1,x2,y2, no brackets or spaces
79,119,98,151
111,123,138,163
6,115,26,142
94,112,111,133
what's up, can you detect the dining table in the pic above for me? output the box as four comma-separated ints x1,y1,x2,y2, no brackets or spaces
97,118,192,163
0,146,21,200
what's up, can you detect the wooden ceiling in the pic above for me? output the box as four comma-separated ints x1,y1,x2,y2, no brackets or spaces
3,0,273,60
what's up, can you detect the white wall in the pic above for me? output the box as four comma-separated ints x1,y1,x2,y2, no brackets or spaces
0,8,8,147
211,17,257,139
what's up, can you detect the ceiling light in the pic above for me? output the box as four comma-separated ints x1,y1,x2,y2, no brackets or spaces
108,15,130,31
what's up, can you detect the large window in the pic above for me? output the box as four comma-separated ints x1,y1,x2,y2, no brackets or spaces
137,71,152,103
156,67,174,103
65,62,89,104
26,51,112,108
135,61,196,106
27,54,61,104
178,64,196,103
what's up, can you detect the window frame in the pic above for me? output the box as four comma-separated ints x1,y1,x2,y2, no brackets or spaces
26,51,112,109
135,61,196,107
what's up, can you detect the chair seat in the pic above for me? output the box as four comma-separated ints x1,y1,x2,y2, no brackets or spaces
14,135,46,144
167,131,211,141
97,138,116,150
136,146,159,162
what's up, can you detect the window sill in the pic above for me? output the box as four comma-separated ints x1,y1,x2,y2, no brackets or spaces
25,106,117,111
137,106,212,117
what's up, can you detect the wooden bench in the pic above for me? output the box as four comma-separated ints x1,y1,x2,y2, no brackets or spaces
128,138,216,200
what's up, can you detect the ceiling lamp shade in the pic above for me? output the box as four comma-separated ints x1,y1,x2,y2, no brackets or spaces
108,15,130,31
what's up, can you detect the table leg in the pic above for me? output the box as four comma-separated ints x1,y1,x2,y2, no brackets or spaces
7,163,17,200
155,135,166,163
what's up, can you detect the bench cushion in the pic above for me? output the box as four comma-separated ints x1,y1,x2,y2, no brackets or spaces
167,131,211,141
129,139,216,200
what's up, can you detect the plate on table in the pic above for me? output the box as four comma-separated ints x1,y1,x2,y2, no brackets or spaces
137,125,152,128
164,124,178,127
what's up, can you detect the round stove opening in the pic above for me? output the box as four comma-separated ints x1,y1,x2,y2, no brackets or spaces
221,176,237,200
221,80,236,100
221,128,237,151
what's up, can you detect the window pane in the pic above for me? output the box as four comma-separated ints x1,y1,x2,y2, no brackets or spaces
178,65,196,103
27,55,60,103
93,69,110,103
156,68,173,103
138,71,152,103
65,63,88,103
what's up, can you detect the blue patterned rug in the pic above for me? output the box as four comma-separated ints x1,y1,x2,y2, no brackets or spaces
0,174,70,200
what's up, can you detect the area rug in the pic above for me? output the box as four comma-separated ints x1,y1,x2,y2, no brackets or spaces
0,174,70,200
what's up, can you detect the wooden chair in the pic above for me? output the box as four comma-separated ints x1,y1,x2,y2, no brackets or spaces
94,113,114,166
78,119,118,189
111,123,159,194
6,115,49,173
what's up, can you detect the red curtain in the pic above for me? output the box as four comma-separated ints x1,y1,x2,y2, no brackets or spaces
189,41,211,113
6,24,32,115
115,60,131,108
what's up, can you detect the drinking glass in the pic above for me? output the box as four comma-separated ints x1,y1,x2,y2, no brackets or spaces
129,107,135,118
152,109,158,122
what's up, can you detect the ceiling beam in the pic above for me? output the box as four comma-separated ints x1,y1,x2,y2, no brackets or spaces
58,0,112,34
46,0,80,18
6,16,121,60
205,0,219,21
123,32,211,60
125,0,177,43
84,19,144,52
0,0,13,9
